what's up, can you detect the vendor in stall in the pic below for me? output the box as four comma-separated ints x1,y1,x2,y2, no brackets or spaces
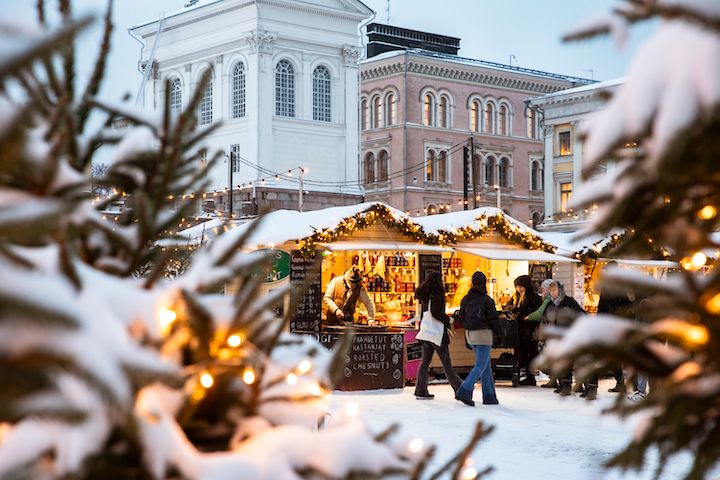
323,267,376,325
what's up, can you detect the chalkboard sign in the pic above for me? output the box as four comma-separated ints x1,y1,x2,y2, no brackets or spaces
418,254,442,283
290,250,322,333
315,332,404,391
405,340,423,362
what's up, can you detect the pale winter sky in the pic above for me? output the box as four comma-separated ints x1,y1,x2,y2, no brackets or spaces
5,0,656,105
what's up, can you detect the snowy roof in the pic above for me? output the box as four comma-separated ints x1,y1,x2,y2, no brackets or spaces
530,77,625,104
362,48,595,85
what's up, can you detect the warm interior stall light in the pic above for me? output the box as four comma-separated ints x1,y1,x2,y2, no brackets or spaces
200,371,214,389
243,366,256,385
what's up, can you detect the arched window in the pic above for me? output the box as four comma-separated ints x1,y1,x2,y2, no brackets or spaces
231,62,246,119
438,96,449,128
484,103,494,134
384,92,396,126
485,156,496,186
470,100,480,132
313,65,331,122
361,98,369,130
499,157,510,187
275,60,295,117
499,104,508,135
378,150,389,181
472,153,482,189
372,95,383,128
169,78,182,114
526,108,537,139
426,149,436,181
531,160,543,191
198,70,213,126
423,93,435,126
438,151,447,182
363,152,375,184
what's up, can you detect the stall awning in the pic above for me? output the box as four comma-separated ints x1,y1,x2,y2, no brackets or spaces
598,258,677,268
456,246,579,263
320,242,453,253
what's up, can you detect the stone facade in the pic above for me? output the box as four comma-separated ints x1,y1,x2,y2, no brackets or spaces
359,41,593,225
129,0,372,214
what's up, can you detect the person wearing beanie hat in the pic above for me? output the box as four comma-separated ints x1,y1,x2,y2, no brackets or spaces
323,267,375,325
454,270,499,406
505,275,543,386
526,278,556,388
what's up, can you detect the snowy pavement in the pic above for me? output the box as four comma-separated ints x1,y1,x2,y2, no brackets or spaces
328,378,696,480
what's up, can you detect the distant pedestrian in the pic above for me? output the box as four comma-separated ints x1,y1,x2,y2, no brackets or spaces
505,275,542,386
413,270,463,399
454,272,499,406
544,280,584,396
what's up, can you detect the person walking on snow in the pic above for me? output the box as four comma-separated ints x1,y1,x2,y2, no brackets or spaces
454,272,499,406
413,270,463,399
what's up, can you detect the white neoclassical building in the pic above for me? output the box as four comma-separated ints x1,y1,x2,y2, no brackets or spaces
129,0,373,215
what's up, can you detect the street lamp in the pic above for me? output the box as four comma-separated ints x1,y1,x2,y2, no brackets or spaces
493,184,501,210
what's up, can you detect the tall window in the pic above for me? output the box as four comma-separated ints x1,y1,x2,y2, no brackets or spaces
498,105,508,135
526,109,537,139
169,78,182,114
470,100,480,132
530,160,543,191
499,157,510,187
313,66,331,122
423,93,434,126
232,62,246,119
485,156,496,186
438,96,449,128
230,144,241,173
378,150,389,181
372,95,382,128
361,99,369,130
425,150,436,181
199,150,208,172
275,60,295,117
384,92,396,126
484,103,494,134
363,152,375,184
560,182,572,212
558,131,572,156
198,70,213,126
438,151,447,182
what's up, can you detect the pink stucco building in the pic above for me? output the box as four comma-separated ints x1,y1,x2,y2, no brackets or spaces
360,24,592,225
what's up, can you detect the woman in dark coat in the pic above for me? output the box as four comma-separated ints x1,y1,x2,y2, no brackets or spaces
506,275,543,386
544,280,584,396
414,270,463,399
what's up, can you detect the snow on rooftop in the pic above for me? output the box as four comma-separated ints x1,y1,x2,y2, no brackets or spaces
532,77,625,102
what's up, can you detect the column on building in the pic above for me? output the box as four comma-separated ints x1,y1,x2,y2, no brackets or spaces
247,30,276,178
343,45,362,191
543,124,554,218
571,120,583,192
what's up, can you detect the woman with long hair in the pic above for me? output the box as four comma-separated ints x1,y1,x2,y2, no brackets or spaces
505,275,542,385
414,270,462,399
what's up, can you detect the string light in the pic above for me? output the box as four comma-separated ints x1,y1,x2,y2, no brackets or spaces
297,359,313,374
286,373,298,385
200,371,214,389
159,308,177,332
309,383,322,396
227,334,243,348
242,366,256,385
407,438,424,453
705,292,720,314
684,325,709,346
699,205,717,220
691,252,707,269
461,466,478,480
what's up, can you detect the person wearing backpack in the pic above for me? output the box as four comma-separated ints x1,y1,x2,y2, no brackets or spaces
454,272,499,407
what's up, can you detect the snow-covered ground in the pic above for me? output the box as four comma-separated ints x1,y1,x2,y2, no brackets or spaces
329,377,696,480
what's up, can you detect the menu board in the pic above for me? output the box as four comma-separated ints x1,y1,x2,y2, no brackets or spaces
418,254,442,283
290,250,322,332
316,332,405,391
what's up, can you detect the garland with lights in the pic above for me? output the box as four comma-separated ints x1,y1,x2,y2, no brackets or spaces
297,204,556,258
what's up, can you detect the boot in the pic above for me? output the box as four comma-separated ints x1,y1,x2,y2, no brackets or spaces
608,380,625,393
519,375,536,386
572,383,585,393
542,378,558,389
558,382,572,396
583,386,598,400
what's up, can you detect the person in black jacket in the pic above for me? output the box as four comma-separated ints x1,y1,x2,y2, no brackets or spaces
414,270,463,399
505,275,543,386
544,280,584,396
454,272,499,406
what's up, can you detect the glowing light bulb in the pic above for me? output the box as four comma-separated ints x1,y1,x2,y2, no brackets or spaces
159,308,177,332
685,324,709,345
461,466,478,480
705,293,720,314
297,359,312,374
309,383,322,396
243,367,256,385
407,438,424,453
699,205,717,220
286,373,298,385
227,334,243,348
691,252,708,269
200,371,214,389
345,402,359,417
